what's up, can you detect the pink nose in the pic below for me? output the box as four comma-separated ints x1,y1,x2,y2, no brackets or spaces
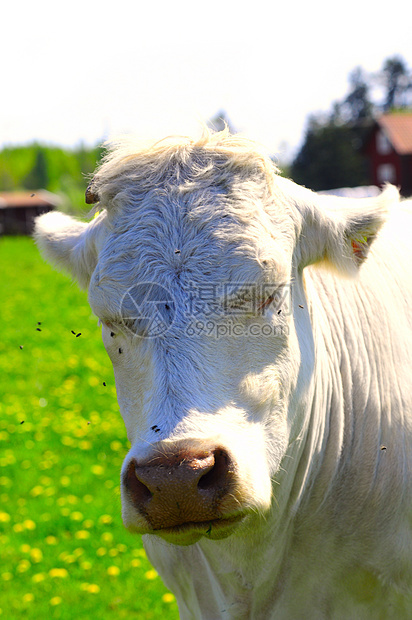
123,441,237,529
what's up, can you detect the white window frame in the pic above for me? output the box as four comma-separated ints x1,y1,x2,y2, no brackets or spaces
376,130,392,155
377,163,396,184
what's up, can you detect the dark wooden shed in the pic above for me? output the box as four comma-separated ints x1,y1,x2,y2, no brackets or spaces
0,190,62,235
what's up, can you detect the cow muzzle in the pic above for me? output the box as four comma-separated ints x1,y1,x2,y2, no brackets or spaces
122,439,245,543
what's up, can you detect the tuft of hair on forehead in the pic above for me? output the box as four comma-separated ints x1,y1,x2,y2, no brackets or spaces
86,127,279,208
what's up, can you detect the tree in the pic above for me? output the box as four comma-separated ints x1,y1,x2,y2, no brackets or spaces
291,115,369,191
343,67,374,123
379,56,412,111
22,147,50,190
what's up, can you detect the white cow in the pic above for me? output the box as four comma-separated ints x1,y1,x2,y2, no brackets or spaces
35,130,412,619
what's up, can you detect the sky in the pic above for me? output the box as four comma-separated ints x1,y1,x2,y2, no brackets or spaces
2,0,411,161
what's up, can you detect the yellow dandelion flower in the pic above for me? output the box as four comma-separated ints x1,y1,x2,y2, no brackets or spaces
22,593,34,603
49,568,69,578
23,519,36,530
30,485,44,497
4,453,16,465
96,547,106,557
107,566,120,577
61,436,74,447
20,544,31,553
73,427,86,438
116,543,127,553
70,511,84,521
0,512,10,523
1,573,13,581
79,440,92,450
75,530,90,540
86,583,100,593
88,376,99,387
101,532,113,543
98,514,112,525
73,548,84,557
39,459,52,470
83,519,94,529
50,596,62,606
30,548,43,563
63,378,76,390
17,560,31,573
80,561,92,570
108,549,118,557
64,555,76,564
83,494,93,503
45,536,58,545
145,569,158,580
60,475,71,486
110,440,123,452
162,593,175,603
130,559,141,568
132,548,147,558
32,573,46,583
91,465,104,476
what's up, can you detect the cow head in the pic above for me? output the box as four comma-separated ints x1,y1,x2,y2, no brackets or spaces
34,131,396,545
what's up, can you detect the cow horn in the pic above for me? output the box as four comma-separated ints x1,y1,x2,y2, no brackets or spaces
85,183,99,205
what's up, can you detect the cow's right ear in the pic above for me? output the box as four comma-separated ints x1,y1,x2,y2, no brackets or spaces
278,179,397,276
34,211,105,289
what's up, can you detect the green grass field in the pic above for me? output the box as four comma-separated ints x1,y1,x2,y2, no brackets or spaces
0,237,179,619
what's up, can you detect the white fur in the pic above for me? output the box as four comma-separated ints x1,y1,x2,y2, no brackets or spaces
34,130,412,618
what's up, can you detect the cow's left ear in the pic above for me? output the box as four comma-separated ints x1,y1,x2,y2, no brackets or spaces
294,185,399,275
34,211,106,289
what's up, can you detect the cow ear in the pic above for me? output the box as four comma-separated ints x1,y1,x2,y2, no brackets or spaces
34,211,104,289
296,185,399,275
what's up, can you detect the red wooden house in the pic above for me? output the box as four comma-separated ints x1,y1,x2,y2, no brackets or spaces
363,113,412,196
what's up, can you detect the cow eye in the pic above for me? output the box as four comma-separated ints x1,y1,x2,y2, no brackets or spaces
223,286,281,317
257,285,290,315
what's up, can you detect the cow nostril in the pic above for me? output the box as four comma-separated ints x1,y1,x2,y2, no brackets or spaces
198,449,230,491
124,460,153,506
